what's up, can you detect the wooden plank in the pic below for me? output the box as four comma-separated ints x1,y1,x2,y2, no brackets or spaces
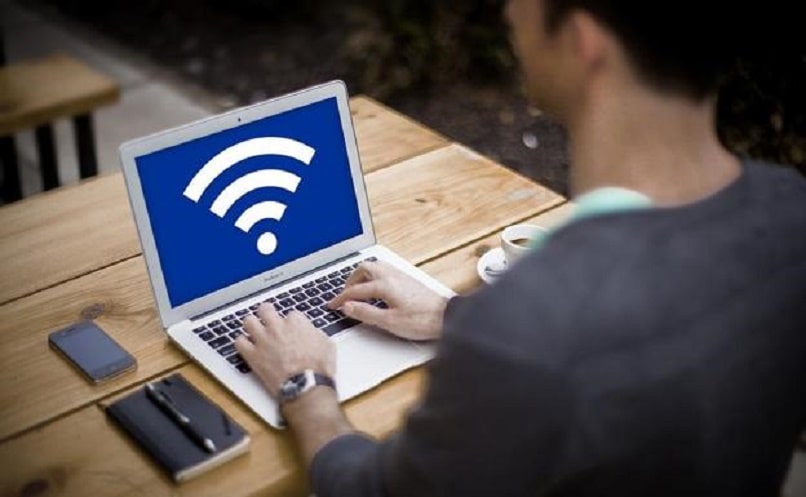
350,96,447,173
0,363,426,497
370,144,564,263
420,203,574,293
0,173,139,306
0,54,120,135
0,98,449,305
0,147,560,440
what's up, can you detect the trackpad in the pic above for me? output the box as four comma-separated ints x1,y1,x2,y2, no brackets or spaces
334,326,428,401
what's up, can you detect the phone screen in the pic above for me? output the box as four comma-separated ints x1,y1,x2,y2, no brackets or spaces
49,322,136,382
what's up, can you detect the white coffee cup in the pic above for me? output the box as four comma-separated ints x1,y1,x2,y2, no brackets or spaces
501,224,546,266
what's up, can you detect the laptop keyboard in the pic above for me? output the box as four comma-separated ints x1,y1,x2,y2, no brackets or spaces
190,257,386,374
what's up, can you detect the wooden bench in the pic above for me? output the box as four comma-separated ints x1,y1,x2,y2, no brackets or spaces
0,53,120,202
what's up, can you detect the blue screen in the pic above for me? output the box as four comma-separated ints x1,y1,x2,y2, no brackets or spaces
136,97,363,307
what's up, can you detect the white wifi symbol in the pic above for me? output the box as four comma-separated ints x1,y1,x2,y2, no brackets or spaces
183,137,315,255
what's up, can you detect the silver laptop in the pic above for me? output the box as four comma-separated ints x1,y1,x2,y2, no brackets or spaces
120,81,454,428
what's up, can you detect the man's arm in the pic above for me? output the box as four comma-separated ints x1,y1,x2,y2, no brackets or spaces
234,261,450,474
281,387,353,468
237,285,576,497
307,291,576,497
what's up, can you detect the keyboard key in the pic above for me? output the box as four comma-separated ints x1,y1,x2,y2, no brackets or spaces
327,271,340,278
218,344,236,356
376,300,389,309
210,336,230,348
192,326,207,334
279,298,295,308
200,331,215,341
309,296,324,306
340,267,352,274
366,256,378,262
213,326,229,335
318,282,333,291
302,281,315,289
324,312,340,323
307,308,324,318
209,319,222,327
236,309,249,316
280,308,292,317
289,287,302,294
292,293,306,303
227,354,244,364
321,291,335,301
226,320,241,330
277,292,290,299
332,277,345,286
312,318,327,328
323,318,361,337
266,297,277,304
315,276,328,283
305,288,320,298
249,304,259,311
295,302,311,312
222,314,236,322
236,363,251,374
229,331,242,340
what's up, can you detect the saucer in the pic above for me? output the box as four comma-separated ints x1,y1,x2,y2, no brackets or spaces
477,247,508,284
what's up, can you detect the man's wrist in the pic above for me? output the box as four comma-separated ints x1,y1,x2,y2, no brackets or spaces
281,385,340,420
280,386,354,468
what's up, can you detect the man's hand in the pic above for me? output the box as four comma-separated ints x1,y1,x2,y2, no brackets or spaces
234,304,336,398
328,260,449,341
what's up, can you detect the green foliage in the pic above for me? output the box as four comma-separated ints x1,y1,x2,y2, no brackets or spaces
343,0,515,97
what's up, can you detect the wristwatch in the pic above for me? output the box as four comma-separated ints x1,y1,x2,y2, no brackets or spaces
279,369,336,404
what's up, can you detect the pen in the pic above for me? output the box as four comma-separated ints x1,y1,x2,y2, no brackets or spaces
145,382,217,453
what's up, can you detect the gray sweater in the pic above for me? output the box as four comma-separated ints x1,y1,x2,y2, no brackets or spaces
311,160,806,497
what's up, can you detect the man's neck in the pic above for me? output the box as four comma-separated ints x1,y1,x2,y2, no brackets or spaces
566,81,741,207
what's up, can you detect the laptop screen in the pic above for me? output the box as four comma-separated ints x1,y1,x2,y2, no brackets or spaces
134,97,363,308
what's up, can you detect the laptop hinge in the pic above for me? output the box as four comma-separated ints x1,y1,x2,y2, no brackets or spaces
187,251,363,323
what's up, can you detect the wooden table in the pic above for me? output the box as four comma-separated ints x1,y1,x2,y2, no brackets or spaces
0,96,570,496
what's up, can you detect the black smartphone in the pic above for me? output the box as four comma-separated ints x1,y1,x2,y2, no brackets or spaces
49,321,137,383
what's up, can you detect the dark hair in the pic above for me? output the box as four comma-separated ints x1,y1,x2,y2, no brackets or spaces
542,0,742,100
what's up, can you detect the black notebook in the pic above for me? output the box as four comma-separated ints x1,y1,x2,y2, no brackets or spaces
106,373,250,482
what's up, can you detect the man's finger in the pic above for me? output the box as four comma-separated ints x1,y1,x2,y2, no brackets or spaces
342,262,373,287
256,303,284,335
328,281,384,309
242,314,269,345
234,334,255,359
342,301,389,328
345,260,390,285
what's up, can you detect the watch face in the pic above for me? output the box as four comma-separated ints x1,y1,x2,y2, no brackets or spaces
280,373,307,400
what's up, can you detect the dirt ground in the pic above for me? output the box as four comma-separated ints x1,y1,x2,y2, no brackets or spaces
31,0,572,195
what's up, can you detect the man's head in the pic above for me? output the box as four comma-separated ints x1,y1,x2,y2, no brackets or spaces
506,0,738,118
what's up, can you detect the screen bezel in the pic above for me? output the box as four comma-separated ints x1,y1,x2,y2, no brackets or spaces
120,81,376,327
48,322,136,383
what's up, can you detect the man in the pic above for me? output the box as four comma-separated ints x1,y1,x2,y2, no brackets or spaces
235,0,806,495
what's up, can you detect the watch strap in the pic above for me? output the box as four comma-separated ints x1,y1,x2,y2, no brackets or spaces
279,369,336,404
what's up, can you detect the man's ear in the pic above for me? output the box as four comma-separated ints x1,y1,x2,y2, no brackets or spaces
566,9,609,74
